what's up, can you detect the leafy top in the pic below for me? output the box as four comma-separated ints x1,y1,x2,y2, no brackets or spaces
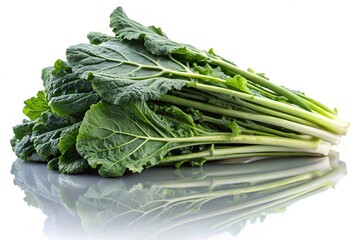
110,7,206,62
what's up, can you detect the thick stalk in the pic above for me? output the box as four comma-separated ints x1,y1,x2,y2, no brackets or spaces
192,83,348,134
201,115,279,137
210,58,312,111
205,91,319,128
164,62,333,124
204,152,321,161
246,82,281,100
160,134,322,149
161,145,329,164
298,95,343,121
160,94,340,144
234,120,314,140
295,91,337,115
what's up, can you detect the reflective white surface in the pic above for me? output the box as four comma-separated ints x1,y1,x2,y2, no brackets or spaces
1,0,359,239
9,153,347,240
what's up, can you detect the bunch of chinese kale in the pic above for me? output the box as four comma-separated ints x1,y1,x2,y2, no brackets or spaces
11,7,349,177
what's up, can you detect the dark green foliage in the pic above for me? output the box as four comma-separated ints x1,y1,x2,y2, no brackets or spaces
42,60,99,117
67,40,186,104
10,6,348,177
76,101,199,177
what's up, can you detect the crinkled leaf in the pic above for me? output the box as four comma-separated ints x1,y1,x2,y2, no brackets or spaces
11,120,46,162
42,60,99,117
12,135,35,160
14,97,87,169
47,157,59,171
59,148,89,174
227,121,242,138
149,104,196,130
87,32,112,45
11,135,46,162
67,40,186,105
77,101,196,177
58,124,80,155
225,75,253,94
52,59,72,77
31,112,80,159
13,119,36,140
192,63,229,80
58,124,89,174
110,6,206,61
91,74,185,105
247,68,269,80
23,91,51,120
149,103,216,136
220,117,241,137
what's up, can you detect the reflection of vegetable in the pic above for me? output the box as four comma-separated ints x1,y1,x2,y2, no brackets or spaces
11,7,349,177
12,153,346,240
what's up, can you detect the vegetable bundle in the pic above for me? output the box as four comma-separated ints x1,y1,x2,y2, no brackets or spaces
11,7,349,177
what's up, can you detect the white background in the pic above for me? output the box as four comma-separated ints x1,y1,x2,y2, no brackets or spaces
0,0,359,239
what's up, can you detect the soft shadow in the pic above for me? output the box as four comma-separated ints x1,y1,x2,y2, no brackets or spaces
11,151,346,240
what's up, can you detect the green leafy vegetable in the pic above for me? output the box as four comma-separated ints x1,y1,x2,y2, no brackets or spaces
77,101,330,177
10,6,349,177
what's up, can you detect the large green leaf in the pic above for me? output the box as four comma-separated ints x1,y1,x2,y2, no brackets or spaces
76,101,196,177
66,40,186,105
